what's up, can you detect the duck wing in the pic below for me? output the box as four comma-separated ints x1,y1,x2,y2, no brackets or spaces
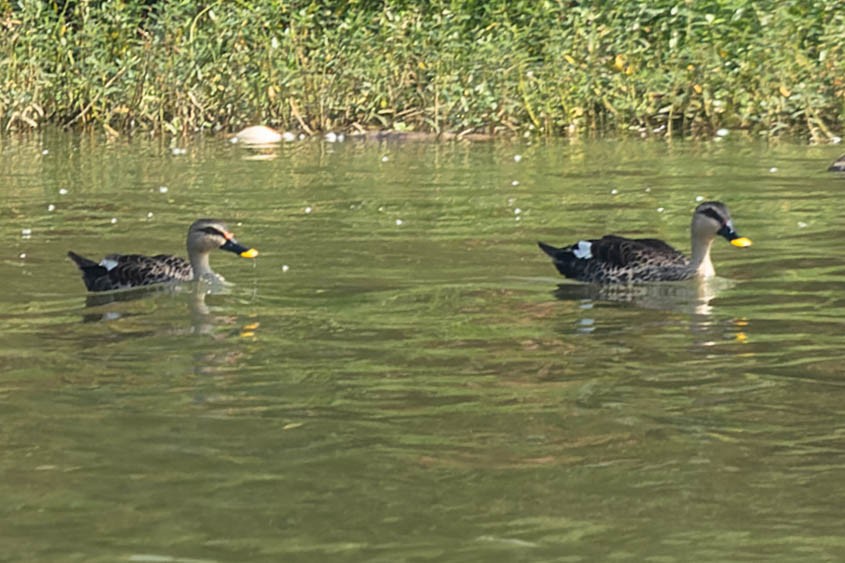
69,252,193,292
594,236,685,267
539,236,690,283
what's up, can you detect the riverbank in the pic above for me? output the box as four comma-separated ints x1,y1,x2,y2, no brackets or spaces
3,1,843,140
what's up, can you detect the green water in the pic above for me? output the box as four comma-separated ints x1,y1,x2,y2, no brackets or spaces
2,132,844,562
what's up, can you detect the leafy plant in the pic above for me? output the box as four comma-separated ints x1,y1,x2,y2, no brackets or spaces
1,0,844,139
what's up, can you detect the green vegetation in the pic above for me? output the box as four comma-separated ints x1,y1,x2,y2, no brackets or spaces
2,0,844,139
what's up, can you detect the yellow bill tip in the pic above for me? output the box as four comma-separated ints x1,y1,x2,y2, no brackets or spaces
730,237,752,248
240,248,259,258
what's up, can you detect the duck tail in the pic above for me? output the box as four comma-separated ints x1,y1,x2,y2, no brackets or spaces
67,251,98,269
68,251,107,291
537,241,567,259
538,241,584,279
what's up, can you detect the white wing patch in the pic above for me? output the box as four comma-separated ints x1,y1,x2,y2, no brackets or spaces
100,258,119,271
572,240,593,260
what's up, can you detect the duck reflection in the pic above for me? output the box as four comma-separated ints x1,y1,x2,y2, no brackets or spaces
79,281,259,339
81,282,186,309
545,277,753,349
550,277,730,315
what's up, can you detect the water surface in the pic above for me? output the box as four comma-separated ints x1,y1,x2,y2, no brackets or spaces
2,132,844,562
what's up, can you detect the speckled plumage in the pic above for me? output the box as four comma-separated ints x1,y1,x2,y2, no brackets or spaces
538,201,751,284
538,237,693,283
68,219,258,292
67,252,194,291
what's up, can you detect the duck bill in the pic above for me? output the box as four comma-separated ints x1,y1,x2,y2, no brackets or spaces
718,225,752,247
221,238,259,258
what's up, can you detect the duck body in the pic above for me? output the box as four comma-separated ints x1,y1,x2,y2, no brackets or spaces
538,201,751,284
67,252,194,292
68,219,258,292
538,237,693,283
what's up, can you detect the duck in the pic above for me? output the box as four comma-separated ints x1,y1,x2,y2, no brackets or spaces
538,201,751,283
68,219,258,292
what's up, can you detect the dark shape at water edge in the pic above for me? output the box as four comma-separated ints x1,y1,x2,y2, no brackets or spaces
828,154,845,172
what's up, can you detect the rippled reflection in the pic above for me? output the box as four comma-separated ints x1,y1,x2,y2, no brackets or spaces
1,134,843,561
550,276,731,315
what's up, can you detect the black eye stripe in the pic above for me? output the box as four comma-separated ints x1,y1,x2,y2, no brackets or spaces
200,226,227,237
699,208,725,224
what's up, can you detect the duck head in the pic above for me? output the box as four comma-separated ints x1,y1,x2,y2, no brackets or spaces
188,219,259,258
692,201,752,248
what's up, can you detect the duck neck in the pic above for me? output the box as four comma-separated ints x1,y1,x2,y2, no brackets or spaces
190,252,215,280
689,229,716,278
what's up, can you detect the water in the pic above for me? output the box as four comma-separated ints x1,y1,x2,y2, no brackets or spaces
2,132,844,561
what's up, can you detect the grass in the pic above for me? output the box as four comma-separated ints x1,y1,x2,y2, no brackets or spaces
2,0,844,140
